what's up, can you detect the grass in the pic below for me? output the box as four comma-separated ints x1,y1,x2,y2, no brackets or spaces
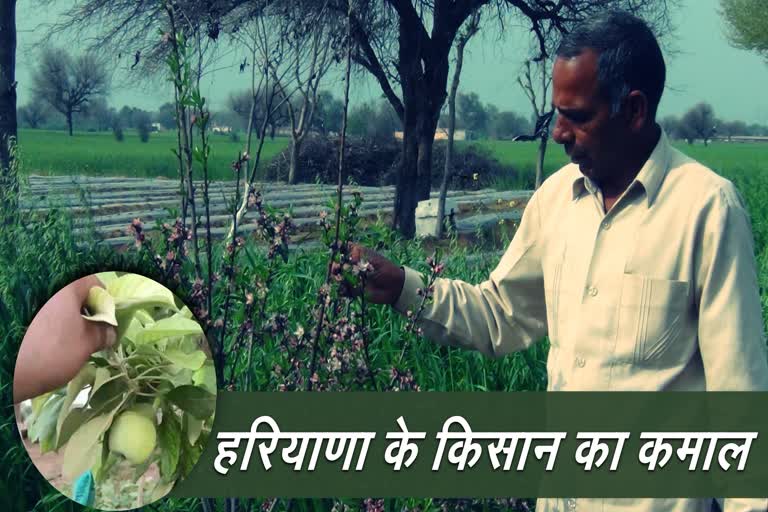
16,129,290,180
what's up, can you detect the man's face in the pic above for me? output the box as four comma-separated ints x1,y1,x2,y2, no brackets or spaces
551,49,627,185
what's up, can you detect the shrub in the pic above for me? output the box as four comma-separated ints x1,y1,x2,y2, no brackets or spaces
112,122,124,142
262,134,519,189
135,112,152,143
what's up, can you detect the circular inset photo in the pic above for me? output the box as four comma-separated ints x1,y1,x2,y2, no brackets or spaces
13,272,216,510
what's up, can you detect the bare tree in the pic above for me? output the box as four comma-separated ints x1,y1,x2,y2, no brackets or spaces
31,48,108,136
0,0,16,193
436,8,481,238
517,57,554,189
262,2,337,184
19,101,49,129
680,102,717,146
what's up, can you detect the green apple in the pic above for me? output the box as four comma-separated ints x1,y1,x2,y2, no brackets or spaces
108,411,157,465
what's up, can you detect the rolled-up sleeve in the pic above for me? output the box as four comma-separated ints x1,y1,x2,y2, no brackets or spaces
393,191,548,358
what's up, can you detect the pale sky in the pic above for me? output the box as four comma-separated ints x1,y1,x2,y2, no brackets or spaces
14,0,768,124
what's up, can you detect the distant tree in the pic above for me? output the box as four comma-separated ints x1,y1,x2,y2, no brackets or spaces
313,91,344,135
19,101,48,129
112,119,124,142
680,102,717,146
716,119,748,141
227,89,282,139
31,47,108,136
659,115,681,139
490,111,530,140
134,111,151,142
83,97,114,131
720,0,768,62
347,102,376,138
747,123,768,136
457,92,487,137
155,102,176,130
348,101,399,141
484,104,499,134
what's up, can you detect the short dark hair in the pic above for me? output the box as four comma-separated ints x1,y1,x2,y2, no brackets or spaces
556,10,666,119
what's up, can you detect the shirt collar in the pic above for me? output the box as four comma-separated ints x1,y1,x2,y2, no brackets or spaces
570,128,671,207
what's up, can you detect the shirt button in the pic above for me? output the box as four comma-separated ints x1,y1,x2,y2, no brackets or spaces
576,357,586,368
588,286,598,297
567,498,577,511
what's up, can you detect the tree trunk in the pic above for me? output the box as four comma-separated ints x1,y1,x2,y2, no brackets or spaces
288,137,302,184
0,0,17,193
535,135,547,189
437,32,470,238
395,110,420,238
270,122,276,140
66,110,74,136
416,125,435,201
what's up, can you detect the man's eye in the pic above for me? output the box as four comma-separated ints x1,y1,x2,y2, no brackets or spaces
568,113,589,123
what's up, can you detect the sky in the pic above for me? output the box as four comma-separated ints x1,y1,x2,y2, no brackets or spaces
14,0,768,124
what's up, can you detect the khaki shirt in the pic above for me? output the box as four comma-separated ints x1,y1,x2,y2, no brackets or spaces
395,131,768,512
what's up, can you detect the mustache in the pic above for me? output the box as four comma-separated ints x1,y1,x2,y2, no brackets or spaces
566,146,588,161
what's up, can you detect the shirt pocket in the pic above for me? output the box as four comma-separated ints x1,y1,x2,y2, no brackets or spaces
614,274,691,366
544,258,564,345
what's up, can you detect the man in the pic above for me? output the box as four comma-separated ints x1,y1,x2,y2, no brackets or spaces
350,10,768,512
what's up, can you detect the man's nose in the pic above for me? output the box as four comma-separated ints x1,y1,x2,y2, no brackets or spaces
551,115,573,145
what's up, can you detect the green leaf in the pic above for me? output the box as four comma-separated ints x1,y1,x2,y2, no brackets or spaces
177,437,203,481
62,414,113,481
96,272,120,286
31,392,53,417
82,287,118,326
192,362,217,394
185,413,203,446
134,317,202,345
164,367,194,387
118,315,144,344
56,408,96,450
166,386,216,420
56,364,96,447
88,372,129,411
107,273,177,312
164,348,206,371
150,478,176,501
158,411,181,479
34,395,65,452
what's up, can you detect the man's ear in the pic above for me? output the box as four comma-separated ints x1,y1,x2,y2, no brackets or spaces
625,90,650,132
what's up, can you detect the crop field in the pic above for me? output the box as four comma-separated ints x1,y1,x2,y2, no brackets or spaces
16,129,290,180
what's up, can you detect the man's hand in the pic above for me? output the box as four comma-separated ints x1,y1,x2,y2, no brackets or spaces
13,275,118,403
345,243,406,305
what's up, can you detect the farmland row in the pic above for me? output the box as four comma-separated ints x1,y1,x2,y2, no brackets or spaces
22,176,531,248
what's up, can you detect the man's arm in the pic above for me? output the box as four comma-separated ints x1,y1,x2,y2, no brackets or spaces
695,183,768,512
696,182,768,391
392,190,548,358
